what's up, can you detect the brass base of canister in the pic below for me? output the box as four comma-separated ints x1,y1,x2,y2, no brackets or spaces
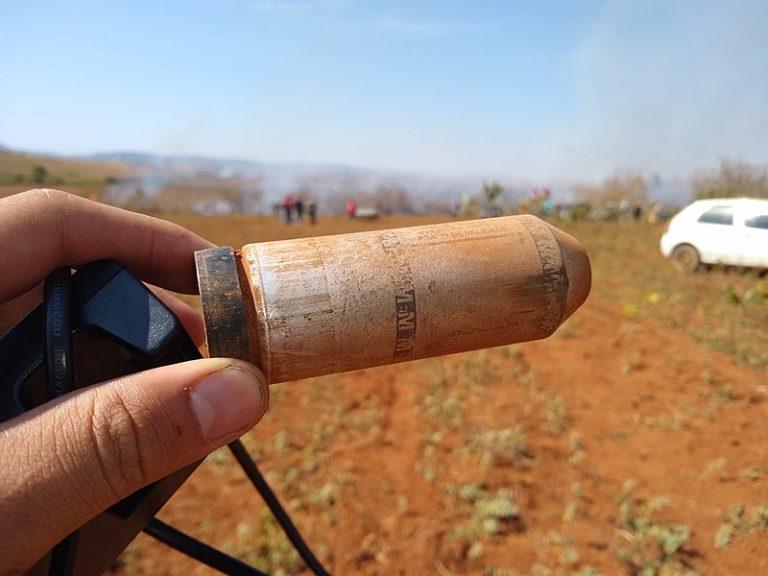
194,247,251,360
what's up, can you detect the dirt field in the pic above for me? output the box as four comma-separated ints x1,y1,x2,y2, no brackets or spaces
110,215,768,576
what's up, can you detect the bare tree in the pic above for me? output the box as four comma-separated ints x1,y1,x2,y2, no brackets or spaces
214,178,263,213
31,165,48,184
574,172,648,204
372,183,414,215
482,181,504,205
692,159,768,199
143,177,264,213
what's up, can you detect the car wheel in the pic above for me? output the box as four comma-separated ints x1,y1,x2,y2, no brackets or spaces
672,244,700,273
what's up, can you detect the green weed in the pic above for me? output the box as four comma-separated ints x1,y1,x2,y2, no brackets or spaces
613,481,697,576
450,487,523,544
714,503,768,549
545,393,568,436
471,426,529,468
222,512,302,575
740,465,768,482
699,458,727,481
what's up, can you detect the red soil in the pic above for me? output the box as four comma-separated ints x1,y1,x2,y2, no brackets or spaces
113,295,768,575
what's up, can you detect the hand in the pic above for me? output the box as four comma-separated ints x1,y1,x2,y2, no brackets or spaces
0,190,270,574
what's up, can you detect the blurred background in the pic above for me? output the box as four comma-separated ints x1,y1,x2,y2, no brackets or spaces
2,1,767,575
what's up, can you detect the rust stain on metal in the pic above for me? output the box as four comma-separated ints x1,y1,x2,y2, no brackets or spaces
197,215,591,384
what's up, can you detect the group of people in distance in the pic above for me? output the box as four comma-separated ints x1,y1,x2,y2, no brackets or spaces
279,196,364,224
282,195,317,225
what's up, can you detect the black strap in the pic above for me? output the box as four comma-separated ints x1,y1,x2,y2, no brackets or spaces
144,518,269,576
229,440,331,576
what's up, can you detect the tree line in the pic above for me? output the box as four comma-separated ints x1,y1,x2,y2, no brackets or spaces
574,159,768,205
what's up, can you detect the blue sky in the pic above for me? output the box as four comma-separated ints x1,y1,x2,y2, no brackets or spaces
2,0,767,181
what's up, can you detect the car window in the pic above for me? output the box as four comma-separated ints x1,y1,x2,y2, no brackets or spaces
697,205,733,225
745,214,768,230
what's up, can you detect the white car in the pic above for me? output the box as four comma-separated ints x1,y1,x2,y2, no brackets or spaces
660,198,768,271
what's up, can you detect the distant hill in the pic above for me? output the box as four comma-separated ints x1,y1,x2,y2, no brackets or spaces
1,146,690,212
0,149,127,188
82,150,529,211
84,151,692,205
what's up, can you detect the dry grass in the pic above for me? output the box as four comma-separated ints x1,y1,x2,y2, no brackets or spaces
556,219,768,371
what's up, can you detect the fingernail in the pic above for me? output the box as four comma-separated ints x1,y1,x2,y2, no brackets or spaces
190,366,267,443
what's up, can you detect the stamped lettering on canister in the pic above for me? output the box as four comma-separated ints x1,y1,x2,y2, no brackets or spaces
379,231,418,360
394,285,417,358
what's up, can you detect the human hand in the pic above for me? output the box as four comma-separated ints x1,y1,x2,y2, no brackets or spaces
0,190,269,574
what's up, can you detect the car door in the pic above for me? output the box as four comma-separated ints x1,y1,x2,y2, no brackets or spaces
694,204,738,264
742,207,768,268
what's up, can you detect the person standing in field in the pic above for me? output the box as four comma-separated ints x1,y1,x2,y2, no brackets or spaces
282,195,293,225
294,197,305,224
308,197,317,225
346,199,357,219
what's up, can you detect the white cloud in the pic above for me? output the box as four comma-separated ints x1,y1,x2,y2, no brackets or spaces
544,0,768,181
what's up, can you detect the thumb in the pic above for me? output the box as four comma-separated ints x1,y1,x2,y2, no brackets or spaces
0,358,269,574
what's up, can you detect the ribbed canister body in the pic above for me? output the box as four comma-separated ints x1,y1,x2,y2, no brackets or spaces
235,215,590,383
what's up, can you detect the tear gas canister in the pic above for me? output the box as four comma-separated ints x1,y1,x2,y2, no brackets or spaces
195,215,590,383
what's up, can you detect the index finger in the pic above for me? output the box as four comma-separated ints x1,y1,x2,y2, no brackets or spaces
0,189,214,302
